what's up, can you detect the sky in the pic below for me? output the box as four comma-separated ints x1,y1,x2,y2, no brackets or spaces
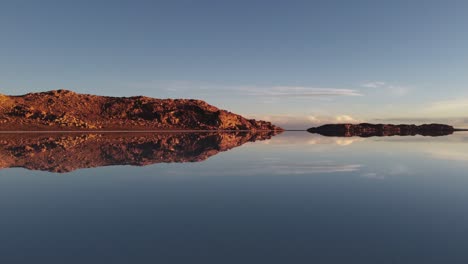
1,0,468,129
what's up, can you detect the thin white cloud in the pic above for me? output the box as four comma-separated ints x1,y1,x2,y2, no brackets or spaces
308,114,362,124
427,98,468,116
254,114,363,129
361,81,410,96
334,115,358,123
362,81,386,88
243,86,362,97
126,80,363,98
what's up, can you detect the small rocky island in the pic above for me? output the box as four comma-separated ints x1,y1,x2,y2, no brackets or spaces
308,123,455,137
0,90,282,131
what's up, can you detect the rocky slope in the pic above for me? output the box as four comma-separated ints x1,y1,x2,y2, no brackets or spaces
0,131,279,173
308,123,455,137
0,90,282,131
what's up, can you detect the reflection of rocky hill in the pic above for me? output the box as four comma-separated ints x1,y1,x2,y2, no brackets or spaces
0,90,281,131
0,132,279,173
308,123,454,137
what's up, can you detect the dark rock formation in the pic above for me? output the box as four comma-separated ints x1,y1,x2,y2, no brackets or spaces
307,123,455,137
0,90,282,131
0,131,280,173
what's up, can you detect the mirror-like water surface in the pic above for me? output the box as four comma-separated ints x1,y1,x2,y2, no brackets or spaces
1,132,468,263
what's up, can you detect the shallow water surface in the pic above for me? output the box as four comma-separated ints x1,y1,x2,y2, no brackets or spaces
0,131,468,263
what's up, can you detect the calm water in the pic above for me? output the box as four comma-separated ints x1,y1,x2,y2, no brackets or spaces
1,131,468,263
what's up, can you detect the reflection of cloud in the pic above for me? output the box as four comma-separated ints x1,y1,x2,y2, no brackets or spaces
370,133,468,144
306,137,364,146
388,164,411,176
361,165,411,180
191,159,362,176
257,133,365,146
267,162,362,174
253,157,362,175
334,138,360,146
361,172,384,180
426,149,468,162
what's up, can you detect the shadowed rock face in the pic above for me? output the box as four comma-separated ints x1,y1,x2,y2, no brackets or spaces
0,131,280,173
307,123,455,137
0,90,282,131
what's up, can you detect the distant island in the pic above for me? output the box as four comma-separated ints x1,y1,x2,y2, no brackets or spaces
0,90,282,131
308,123,455,137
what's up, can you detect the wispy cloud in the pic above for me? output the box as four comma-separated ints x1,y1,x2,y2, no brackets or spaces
126,80,362,98
361,81,410,96
361,81,387,88
243,86,362,97
255,114,363,129
333,115,359,123
308,114,362,125
427,98,468,116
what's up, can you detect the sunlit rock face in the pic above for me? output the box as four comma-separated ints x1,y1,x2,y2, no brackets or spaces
0,90,282,131
308,123,455,137
0,131,280,173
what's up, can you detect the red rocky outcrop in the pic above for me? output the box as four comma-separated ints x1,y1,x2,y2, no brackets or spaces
0,90,282,131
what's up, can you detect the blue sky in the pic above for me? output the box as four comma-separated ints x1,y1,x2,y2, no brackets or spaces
1,0,468,128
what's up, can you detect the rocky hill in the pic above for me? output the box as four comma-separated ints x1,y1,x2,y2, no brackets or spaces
0,90,282,131
308,123,455,137
0,131,279,173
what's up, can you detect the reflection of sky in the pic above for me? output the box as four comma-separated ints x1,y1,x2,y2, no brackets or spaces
2,132,468,178
150,131,468,179
1,132,468,262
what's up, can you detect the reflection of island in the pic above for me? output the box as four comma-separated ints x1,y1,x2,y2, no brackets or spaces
308,123,455,137
0,131,280,173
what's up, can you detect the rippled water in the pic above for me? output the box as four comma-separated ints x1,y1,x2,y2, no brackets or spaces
1,131,468,263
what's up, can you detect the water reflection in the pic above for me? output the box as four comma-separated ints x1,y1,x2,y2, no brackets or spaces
0,131,279,173
1,132,468,263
